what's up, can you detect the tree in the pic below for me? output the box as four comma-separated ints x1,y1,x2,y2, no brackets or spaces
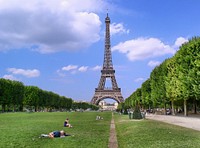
158,60,170,114
23,86,40,111
175,37,200,115
141,78,152,109
11,80,24,111
0,79,13,112
150,66,162,107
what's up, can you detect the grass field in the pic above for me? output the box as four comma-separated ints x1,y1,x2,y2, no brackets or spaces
0,111,111,148
114,113,200,148
1,111,200,148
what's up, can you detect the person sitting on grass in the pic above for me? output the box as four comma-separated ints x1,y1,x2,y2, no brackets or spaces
40,130,71,138
96,115,103,120
64,118,72,128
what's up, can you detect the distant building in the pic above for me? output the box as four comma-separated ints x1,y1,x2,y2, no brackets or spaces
99,100,118,111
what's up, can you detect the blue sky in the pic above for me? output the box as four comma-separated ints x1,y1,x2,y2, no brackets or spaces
0,0,200,103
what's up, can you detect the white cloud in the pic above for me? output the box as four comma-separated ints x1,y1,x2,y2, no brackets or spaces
91,65,101,71
78,66,88,72
62,65,78,71
148,60,161,67
110,23,129,35
0,0,109,53
7,68,40,78
112,37,176,61
56,70,66,77
59,64,102,75
174,37,188,48
3,74,18,80
134,77,144,82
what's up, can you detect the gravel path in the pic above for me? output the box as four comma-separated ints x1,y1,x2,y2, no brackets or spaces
108,113,118,148
146,114,200,131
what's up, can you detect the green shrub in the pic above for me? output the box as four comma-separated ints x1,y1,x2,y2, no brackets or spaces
132,105,142,119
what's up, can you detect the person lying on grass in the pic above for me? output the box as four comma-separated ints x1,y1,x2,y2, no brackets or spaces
40,130,71,138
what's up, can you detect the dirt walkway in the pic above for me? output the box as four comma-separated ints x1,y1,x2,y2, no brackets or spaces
108,113,118,148
146,114,200,131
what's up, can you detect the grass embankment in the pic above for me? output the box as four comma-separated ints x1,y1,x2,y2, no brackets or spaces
114,113,200,148
0,112,111,148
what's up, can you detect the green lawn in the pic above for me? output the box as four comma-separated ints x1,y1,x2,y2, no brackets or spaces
114,113,200,148
1,112,200,148
0,112,111,148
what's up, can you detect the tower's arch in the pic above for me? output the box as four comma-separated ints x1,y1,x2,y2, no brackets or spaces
91,89,123,105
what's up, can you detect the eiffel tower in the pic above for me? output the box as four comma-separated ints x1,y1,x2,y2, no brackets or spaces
91,13,124,105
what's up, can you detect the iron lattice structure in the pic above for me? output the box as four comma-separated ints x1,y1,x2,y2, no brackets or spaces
91,14,124,105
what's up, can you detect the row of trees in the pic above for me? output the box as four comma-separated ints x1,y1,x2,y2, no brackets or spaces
120,37,200,116
72,101,99,111
0,78,98,112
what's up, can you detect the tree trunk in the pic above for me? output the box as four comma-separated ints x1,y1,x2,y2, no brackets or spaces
2,104,6,112
19,105,23,112
13,104,16,112
164,103,166,115
184,99,188,116
193,99,197,114
171,100,175,115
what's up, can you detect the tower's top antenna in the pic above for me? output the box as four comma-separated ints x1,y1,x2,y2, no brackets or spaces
105,9,110,23
106,8,108,17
